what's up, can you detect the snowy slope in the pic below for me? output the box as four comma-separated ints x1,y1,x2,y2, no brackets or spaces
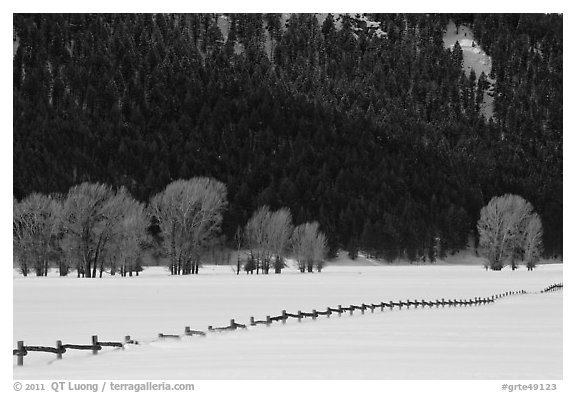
443,20,495,120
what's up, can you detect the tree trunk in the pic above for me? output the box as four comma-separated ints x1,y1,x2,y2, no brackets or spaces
85,254,92,278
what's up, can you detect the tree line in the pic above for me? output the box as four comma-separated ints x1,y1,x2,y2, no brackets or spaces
13,14,562,260
13,178,327,277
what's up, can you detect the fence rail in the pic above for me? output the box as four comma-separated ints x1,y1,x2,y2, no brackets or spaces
542,283,563,293
14,282,562,367
13,335,128,366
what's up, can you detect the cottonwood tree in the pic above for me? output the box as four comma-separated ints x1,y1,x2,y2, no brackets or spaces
61,183,141,278
523,215,543,271
234,226,243,275
313,231,328,272
291,221,327,273
244,206,294,274
244,206,271,274
106,198,147,277
61,183,113,277
13,194,62,276
148,178,227,275
477,194,541,270
268,208,294,274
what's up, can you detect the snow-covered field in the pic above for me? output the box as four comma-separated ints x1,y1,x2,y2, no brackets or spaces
13,264,562,379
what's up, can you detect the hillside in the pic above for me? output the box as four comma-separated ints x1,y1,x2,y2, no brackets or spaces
12,13,563,259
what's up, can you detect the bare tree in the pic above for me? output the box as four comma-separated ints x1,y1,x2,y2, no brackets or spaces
477,194,540,271
313,231,328,272
106,197,147,277
291,221,327,273
61,183,113,277
267,208,293,274
244,206,272,274
13,197,30,277
523,215,543,271
61,183,141,278
234,226,243,275
148,178,227,275
13,194,62,276
244,206,294,274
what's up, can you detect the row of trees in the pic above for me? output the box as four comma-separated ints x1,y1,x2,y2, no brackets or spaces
243,206,327,274
14,183,147,277
13,177,328,277
13,179,542,276
477,194,543,271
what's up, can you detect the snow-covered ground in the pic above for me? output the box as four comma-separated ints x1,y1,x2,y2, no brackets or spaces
13,264,562,379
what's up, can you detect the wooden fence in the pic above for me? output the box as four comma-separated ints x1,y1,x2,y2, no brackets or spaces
13,335,129,367
14,282,562,367
542,283,563,293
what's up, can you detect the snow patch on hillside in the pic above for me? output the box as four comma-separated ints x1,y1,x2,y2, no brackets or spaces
217,15,230,41
443,20,495,120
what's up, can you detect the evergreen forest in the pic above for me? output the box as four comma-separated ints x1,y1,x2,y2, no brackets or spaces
13,13,563,261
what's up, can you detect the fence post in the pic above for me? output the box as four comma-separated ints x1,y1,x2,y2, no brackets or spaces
249,317,255,326
17,340,24,366
380,302,384,311
349,305,354,316
92,335,99,355
360,305,365,315
282,310,287,324
326,307,331,318
230,319,236,329
266,316,271,326
298,311,302,322
56,340,63,359
338,305,342,316
312,310,317,320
